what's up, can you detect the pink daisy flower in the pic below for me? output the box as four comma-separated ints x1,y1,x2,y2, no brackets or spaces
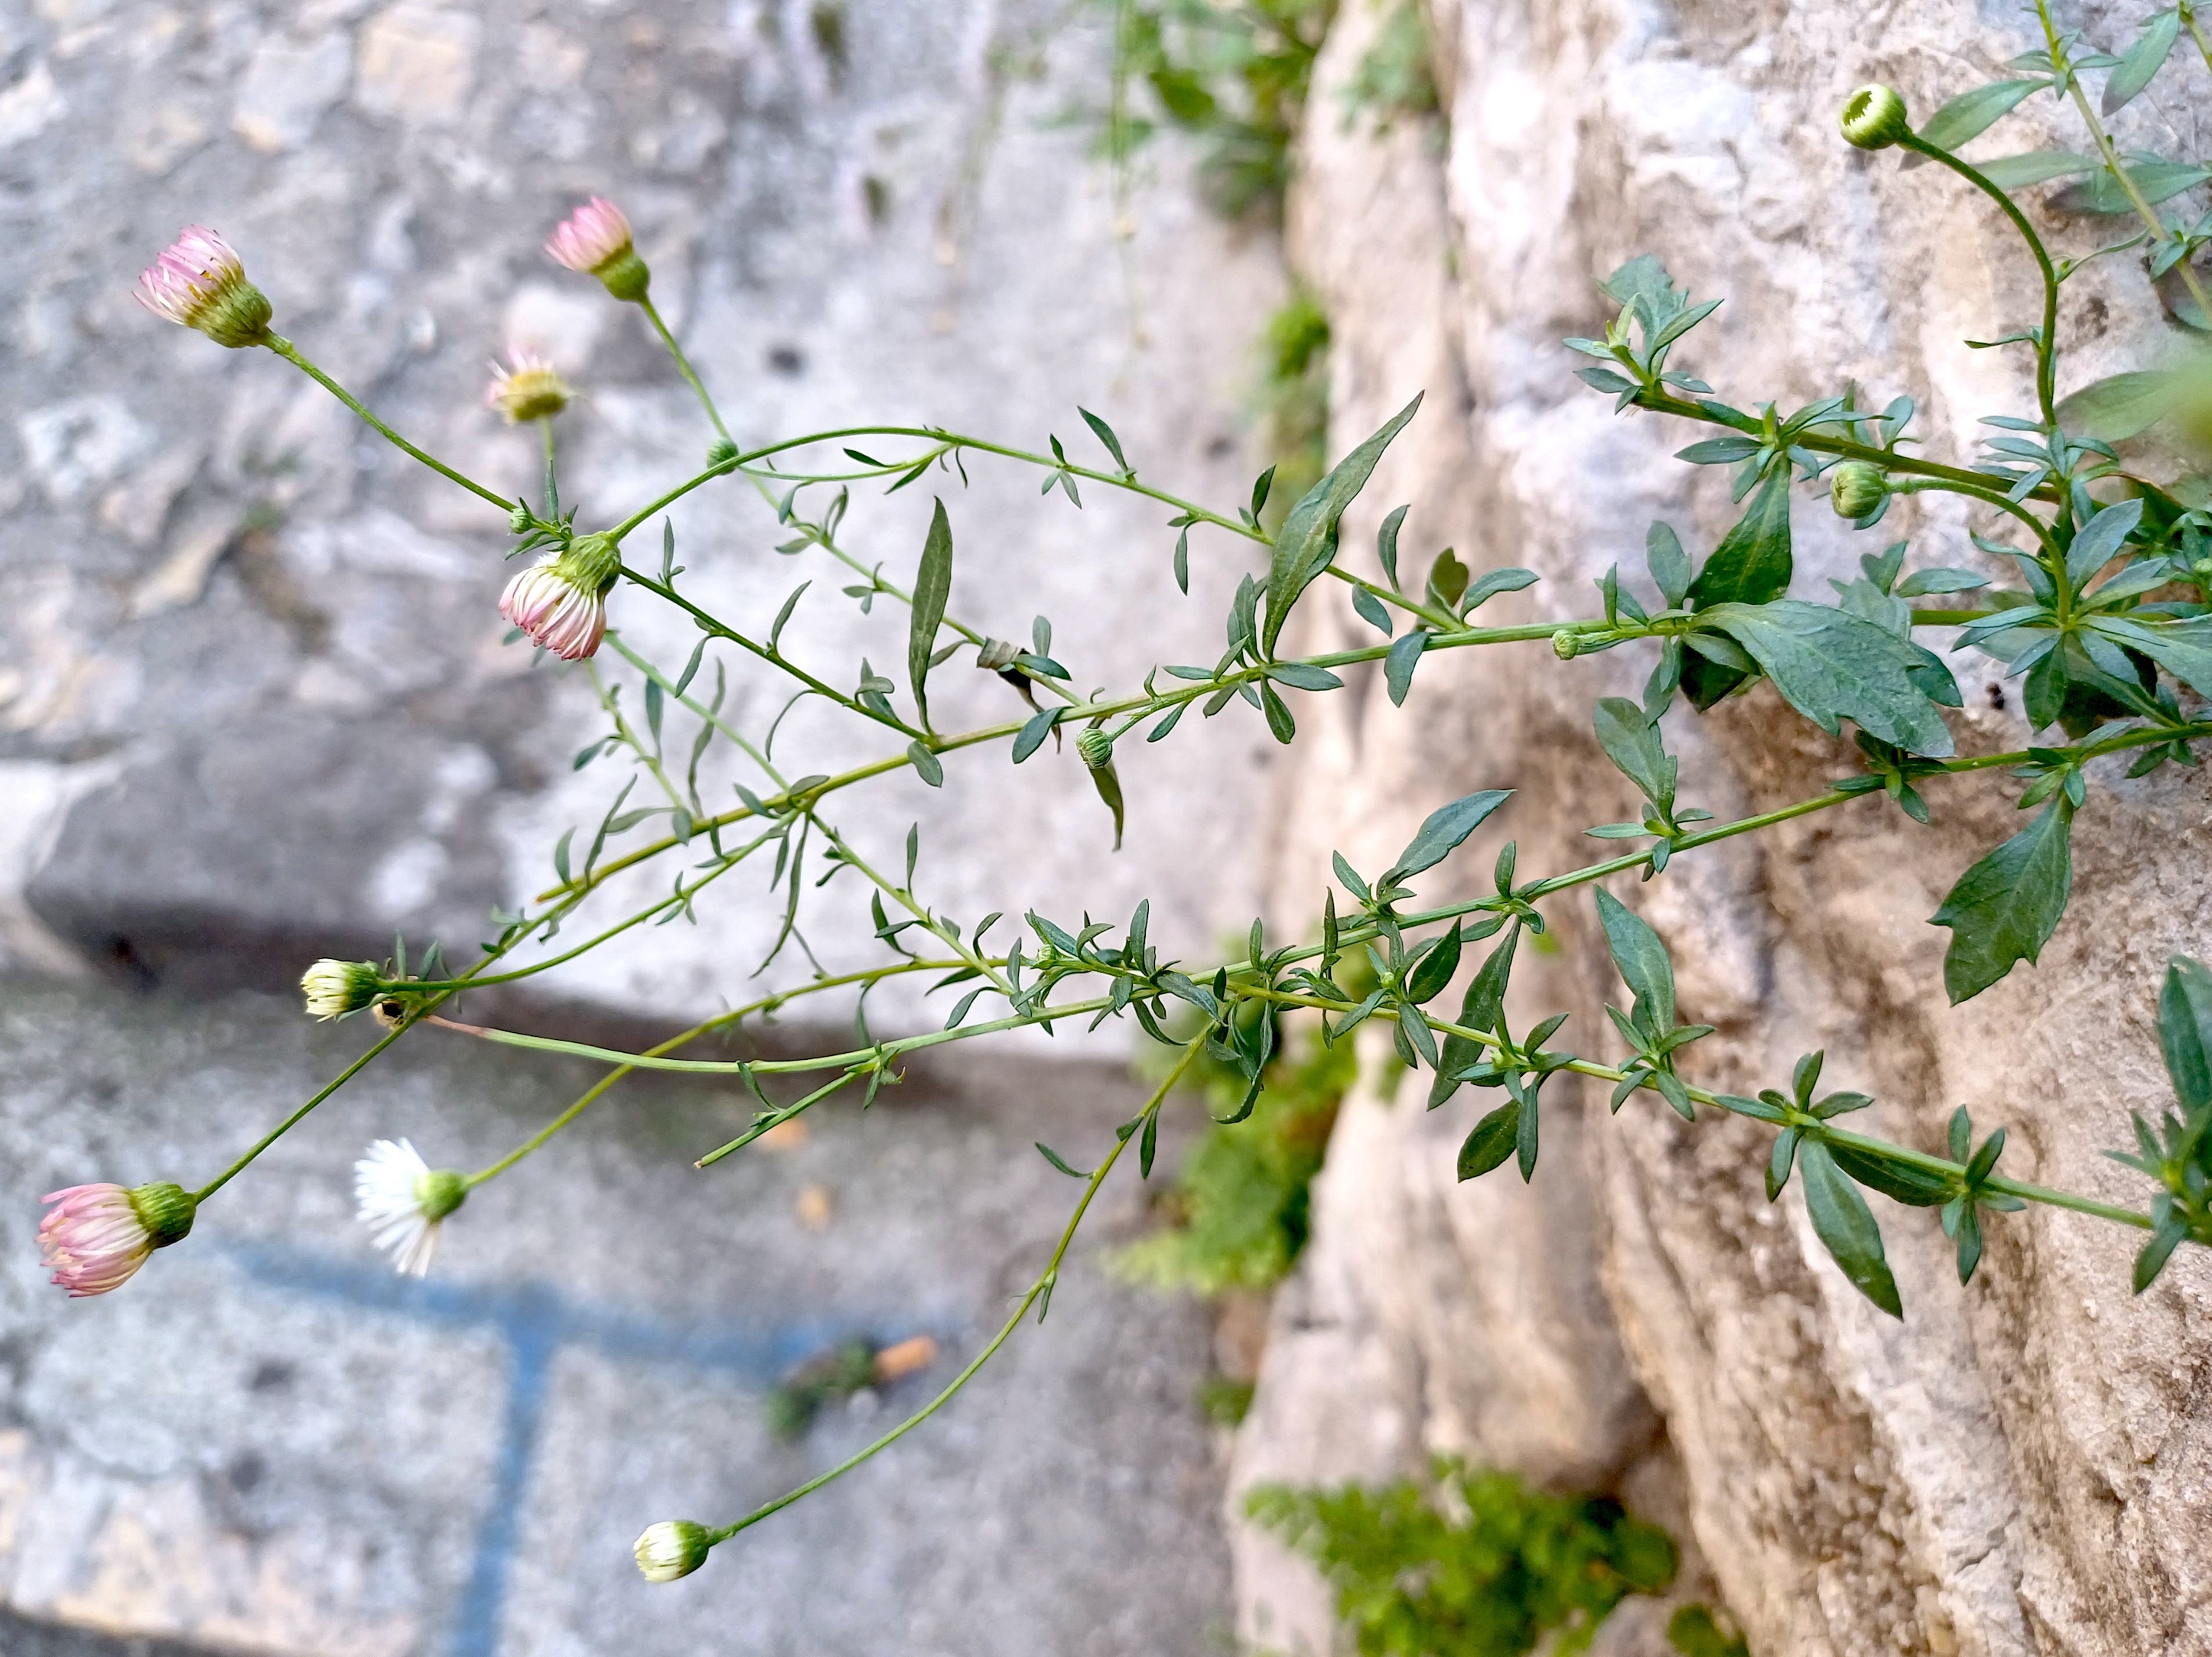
545,197,650,301
38,1181,195,1297
135,226,272,347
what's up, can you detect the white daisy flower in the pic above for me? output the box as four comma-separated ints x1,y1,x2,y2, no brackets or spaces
353,1139,467,1276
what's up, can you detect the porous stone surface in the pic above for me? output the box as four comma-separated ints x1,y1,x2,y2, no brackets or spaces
1231,2,2212,1655
2,0,1285,1033
0,976,1231,1656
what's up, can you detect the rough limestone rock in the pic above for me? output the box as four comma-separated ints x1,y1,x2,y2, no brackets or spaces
1233,3,2212,1655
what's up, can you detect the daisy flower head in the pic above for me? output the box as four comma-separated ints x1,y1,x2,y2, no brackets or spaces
545,197,649,302
354,1139,467,1277
485,347,573,424
136,226,273,348
499,531,620,661
39,1181,195,1297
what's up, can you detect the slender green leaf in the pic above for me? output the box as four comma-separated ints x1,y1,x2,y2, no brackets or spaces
1976,148,2097,189
2105,10,2180,112
1404,922,1462,1006
1592,698,1676,809
1918,79,2044,151
1262,395,1423,655
1078,406,1130,472
1456,1101,1519,1179
1390,789,1514,879
1385,629,1426,705
2158,954,2212,1119
908,499,955,726
1593,889,1675,1036
1430,926,1517,1109
1797,1141,1904,1317
1035,1142,1090,1178
1647,521,1690,609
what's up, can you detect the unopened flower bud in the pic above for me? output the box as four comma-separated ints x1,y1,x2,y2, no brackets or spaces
707,437,739,469
634,1520,714,1583
485,349,572,423
1552,629,1583,661
355,1140,466,1276
1840,85,1911,151
509,503,535,534
547,197,650,303
1077,727,1114,770
1830,461,1888,520
38,1180,196,1297
499,532,623,661
136,226,272,348
301,959,383,1021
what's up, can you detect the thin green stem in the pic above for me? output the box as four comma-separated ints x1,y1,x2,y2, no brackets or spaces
1631,388,2061,501
638,294,733,445
619,563,924,741
1891,473,2064,564
397,843,763,993
542,417,560,518
698,1036,1207,1555
542,618,1583,906
265,337,514,512
1897,134,2061,427
587,660,691,814
1241,989,2155,1233
193,1027,408,1201
461,960,961,1184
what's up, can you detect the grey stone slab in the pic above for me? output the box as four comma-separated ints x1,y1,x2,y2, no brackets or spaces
0,976,1230,1653
3,0,1287,1033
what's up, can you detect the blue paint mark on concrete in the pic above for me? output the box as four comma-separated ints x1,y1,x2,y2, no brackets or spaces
220,1241,920,1657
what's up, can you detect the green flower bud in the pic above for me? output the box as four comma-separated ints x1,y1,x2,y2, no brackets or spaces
1830,461,1888,520
1076,727,1114,770
634,1519,714,1583
127,1181,198,1249
707,436,740,469
1552,629,1583,661
509,503,535,534
1840,85,1911,151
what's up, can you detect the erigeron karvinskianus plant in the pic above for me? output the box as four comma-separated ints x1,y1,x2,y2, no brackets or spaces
69,6,2212,1584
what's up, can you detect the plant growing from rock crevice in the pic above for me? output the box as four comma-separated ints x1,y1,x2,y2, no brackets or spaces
44,5,2212,1588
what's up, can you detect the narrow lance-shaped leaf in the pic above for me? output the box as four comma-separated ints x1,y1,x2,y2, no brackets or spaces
1931,801,2074,1004
1089,759,1126,851
908,499,955,728
1385,629,1426,706
1683,469,1793,710
1916,79,2044,151
1593,888,1676,1038
1592,697,1676,811
1797,1141,1905,1317
1389,789,1513,880
1431,925,1519,1108
1456,1100,1520,1180
1261,393,1423,656
2103,8,2179,114
2158,954,2212,1120
1403,921,1462,1006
